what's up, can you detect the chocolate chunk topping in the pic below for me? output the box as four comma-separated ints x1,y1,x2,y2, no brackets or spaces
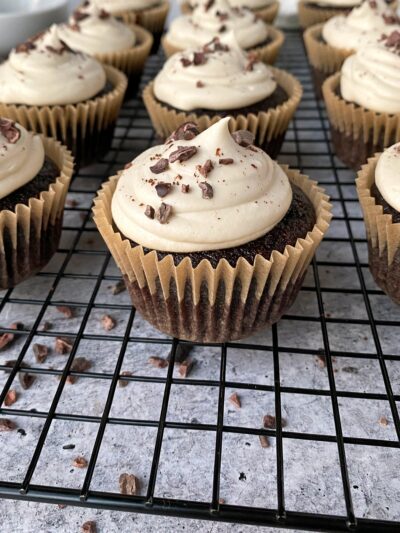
245,52,259,72
199,159,214,177
196,80,205,88
383,13,400,24
180,57,192,67
145,205,155,219
232,129,255,147
155,182,172,198
156,203,172,224
203,37,230,53
384,30,400,50
15,41,36,54
166,122,199,142
150,158,169,174
205,0,215,10
199,182,214,199
73,9,90,22
19,370,35,390
219,158,234,165
169,145,197,163
99,9,110,19
181,184,190,193
219,25,227,33
0,119,21,144
193,51,207,65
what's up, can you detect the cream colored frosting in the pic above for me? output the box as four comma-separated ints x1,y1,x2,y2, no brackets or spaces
0,119,45,201
166,0,269,51
189,0,275,8
112,118,293,253
315,0,362,7
341,34,400,114
92,0,160,12
58,2,136,55
322,0,400,50
375,142,400,211
0,25,106,106
153,34,277,111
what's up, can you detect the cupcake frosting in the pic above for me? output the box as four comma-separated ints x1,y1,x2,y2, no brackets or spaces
58,2,136,55
0,118,45,201
153,34,277,111
92,0,160,12
112,118,292,253
166,0,269,51
340,31,400,114
375,142,400,211
322,0,400,50
0,25,106,106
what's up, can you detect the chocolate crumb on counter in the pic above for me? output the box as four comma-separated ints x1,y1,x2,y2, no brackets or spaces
145,205,155,219
155,182,172,198
263,414,287,429
229,392,241,409
66,357,91,384
315,354,326,368
119,473,139,495
55,337,74,355
4,390,17,407
0,418,16,431
178,359,194,378
156,203,172,224
166,122,199,143
56,306,74,319
150,158,169,174
0,322,23,351
118,371,133,388
199,182,214,199
39,321,53,332
169,145,198,163
259,435,270,448
101,314,116,331
198,159,214,177
19,369,35,390
62,443,75,450
219,158,234,165
232,129,255,147
72,456,88,469
17,428,26,437
33,343,49,364
181,184,190,193
379,416,389,427
82,520,97,533
110,280,126,295
148,356,168,368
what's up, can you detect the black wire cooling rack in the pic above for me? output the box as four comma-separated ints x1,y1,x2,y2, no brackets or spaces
0,31,399,532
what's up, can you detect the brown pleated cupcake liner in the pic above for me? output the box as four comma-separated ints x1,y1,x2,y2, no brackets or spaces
93,168,331,342
142,67,302,158
180,2,280,24
0,65,127,171
357,155,400,304
298,0,351,29
115,0,169,32
304,23,353,98
323,72,400,171
162,25,285,65
94,25,153,97
0,136,74,289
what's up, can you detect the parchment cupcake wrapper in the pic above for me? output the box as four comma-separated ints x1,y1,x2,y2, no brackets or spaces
0,136,74,289
180,2,280,24
115,0,170,33
93,168,331,342
162,25,285,65
357,155,400,304
323,72,400,170
143,67,302,158
0,65,127,171
298,0,351,29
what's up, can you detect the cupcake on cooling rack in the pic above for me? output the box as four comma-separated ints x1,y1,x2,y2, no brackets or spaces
143,34,302,158
299,0,363,29
163,0,284,65
304,0,400,98
0,26,127,170
323,30,400,171
93,118,331,342
181,0,280,25
357,143,400,303
91,0,169,52
0,118,73,288
58,1,153,97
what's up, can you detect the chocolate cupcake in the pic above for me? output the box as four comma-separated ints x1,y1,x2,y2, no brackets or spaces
58,2,153,97
143,34,302,158
162,0,284,65
91,0,169,53
323,31,400,171
181,0,280,25
93,118,331,342
304,0,400,98
0,119,73,288
0,26,127,171
357,143,400,303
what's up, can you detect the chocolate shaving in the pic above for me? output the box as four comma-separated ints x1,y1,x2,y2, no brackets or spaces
150,158,169,174
0,419,16,432
219,158,234,165
118,371,133,388
166,122,199,143
199,182,214,199
198,159,214,177
145,205,155,219
56,306,74,319
205,0,215,10
178,359,194,378
63,443,75,450
219,25,227,33
263,414,287,429
82,521,97,533
259,435,270,448
384,30,400,50
33,343,49,364
66,357,91,384
119,473,139,495
169,145,198,163
155,182,172,198
246,52,258,72
39,321,52,332
72,456,88,468
229,392,241,408
156,203,172,224
379,416,389,427
193,51,207,65
15,41,36,54
203,37,229,53
180,57,192,67
4,390,17,407
0,119,21,144
181,184,190,193
196,80,205,88
55,337,74,355
19,370,35,390
148,356,168,368
232,129,255,147
101,314,116,331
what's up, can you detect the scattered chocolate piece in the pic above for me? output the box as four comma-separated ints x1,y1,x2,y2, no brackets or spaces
169,145,198,163
198,159,214,177
4,389,17,407
181,184,190,193
39,321,53,332
0,332,15,351
263,414,287,429
193,51,207,65
315,354,326,369
72,456,88,468
56,306,74,319
259,435,270,448
219,24,227,33
0,119,21,144
342,366,359,374
2,360,17,372
180,57,192,67
203,37,229,53
17,428,26,436
219,158,234,165
384,30,400,49
15,40,37,54
0,418,16,431
155,182,172,198
33,343,49,364
66,357,91,384
228,392,241,409
178,360,194,378
101,314,116,332
245,52,258,72
145,205,155,219
119,473,139,495
205,0,215,10
110,280,126,295
166,122,199,143
156,203,172,224
239,472,246,481
19,370,35,390
150,158,169,174
99,9,110,19
196,81,205,88
148,356,168,368
63,443,75,450
379,416,389,427
167,343,192,364
82,521,97,533
55,337,74,355
118,371,133,388
199,182,214,199
73,9,90,22
232,129,255,147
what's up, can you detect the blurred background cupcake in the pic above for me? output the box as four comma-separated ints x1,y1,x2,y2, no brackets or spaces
298,0,363,29
180,0,280,25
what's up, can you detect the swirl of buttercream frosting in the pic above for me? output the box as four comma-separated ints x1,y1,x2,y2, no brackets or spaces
0,25,106,106
340,32,400,114
375,142,400,211
58,2,136,55
153,34,277,111
111,117,293,253
0,118,45,201
165,0,269,51
92,0,161,12
322,0,400,50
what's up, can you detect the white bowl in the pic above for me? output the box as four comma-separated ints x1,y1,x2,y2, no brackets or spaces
0,0,69,57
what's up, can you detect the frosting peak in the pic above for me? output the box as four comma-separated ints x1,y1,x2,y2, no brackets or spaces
111,118,293,252
92,0,160,12
0,25,106,106
0,119,45,201
375,143,400,211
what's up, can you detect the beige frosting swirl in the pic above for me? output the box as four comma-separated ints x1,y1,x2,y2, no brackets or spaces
92,0,160,12
315,0,362,7
58,2,136,55
0,119,45,201
341,33,400,114
0,25,106,106
323,0,400,50
153,34,277,111
166,0,269,51
375,142,400,211
112,118,292,253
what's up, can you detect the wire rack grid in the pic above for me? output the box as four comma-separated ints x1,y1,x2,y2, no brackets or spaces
0,31,399,532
